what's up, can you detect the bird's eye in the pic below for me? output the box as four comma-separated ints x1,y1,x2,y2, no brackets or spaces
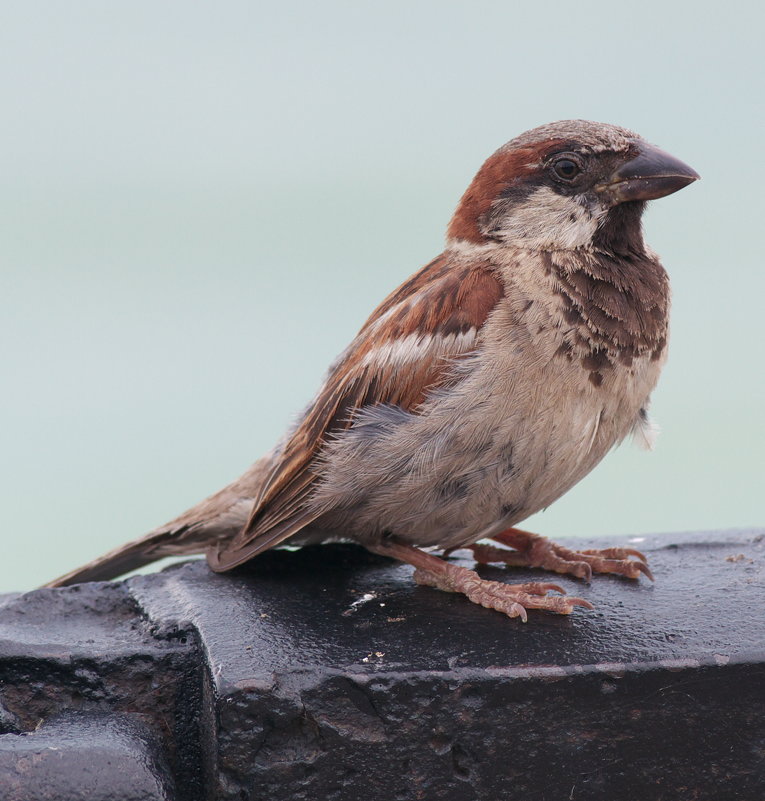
552,158,581,181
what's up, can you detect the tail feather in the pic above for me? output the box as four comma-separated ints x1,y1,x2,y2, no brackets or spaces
43,455,273,588
43,528,204,587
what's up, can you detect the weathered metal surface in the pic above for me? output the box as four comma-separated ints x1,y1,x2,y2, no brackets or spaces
0,580,205,799
0,712,176,801
1,530,763,799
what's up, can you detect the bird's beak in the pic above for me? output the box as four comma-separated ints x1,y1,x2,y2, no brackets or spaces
598,142,700,206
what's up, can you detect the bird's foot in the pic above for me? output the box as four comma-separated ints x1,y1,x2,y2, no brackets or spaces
468,527,653,582
369,540,593,620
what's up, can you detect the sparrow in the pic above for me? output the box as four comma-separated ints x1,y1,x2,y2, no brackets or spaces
46,120,699,620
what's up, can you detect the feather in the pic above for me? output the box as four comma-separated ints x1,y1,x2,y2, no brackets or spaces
208,253,504,570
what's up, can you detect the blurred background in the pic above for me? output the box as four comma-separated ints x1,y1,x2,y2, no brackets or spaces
1,2,762,591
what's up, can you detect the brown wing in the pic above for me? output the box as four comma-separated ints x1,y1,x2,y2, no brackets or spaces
207,252,504,571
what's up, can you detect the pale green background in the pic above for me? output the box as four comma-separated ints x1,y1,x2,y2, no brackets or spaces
1,2,763,591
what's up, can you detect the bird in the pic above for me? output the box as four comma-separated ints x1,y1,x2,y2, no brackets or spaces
45,120,699,620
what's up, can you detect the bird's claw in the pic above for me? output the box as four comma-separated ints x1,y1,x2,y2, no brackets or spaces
413,564,592,620
467,529,654,583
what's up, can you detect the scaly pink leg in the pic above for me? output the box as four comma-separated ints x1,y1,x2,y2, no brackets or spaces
368,540,593,621
468,527,653,582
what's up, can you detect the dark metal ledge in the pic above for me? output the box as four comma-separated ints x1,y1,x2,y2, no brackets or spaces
1,530,763,800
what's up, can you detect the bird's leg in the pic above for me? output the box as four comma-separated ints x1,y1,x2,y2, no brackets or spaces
368,539,593,621
466,527,653,582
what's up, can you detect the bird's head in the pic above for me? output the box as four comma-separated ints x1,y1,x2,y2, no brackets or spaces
447,120,699,252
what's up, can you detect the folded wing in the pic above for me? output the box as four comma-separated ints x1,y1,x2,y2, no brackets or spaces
207,253,505,571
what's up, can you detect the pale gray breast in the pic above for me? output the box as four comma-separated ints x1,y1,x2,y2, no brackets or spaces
308,300,662,550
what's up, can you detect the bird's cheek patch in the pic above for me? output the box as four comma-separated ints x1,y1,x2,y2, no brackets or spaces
485,186,603,251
